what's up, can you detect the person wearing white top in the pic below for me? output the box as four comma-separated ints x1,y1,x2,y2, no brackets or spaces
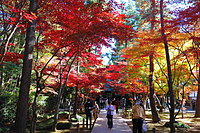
105,100,115,129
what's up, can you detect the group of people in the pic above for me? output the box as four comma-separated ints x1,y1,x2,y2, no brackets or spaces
84,99,100,129
85,98,146,132
105,99,146,133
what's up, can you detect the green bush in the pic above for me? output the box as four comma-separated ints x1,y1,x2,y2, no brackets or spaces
164,121,190,129
45,95,58,113
0,89,18,126
37,113,54,121
36,118,54,130
174,122,190,128
57,122,72,130
0,127,10,133
36,118,72,131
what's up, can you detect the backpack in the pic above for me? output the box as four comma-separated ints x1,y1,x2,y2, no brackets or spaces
107,109,112,115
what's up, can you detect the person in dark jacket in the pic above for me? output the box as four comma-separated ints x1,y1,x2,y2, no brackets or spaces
85,99,93,129
115,99,120,114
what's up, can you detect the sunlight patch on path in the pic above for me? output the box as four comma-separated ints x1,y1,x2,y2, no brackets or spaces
91,109,132,133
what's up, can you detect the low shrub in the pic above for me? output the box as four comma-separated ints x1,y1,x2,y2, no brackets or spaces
57,122,72,130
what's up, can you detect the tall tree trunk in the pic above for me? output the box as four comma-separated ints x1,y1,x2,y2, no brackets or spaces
73,60,80,115
52,86,64,131
14,0,38,132
0,71,3,88
52,57,63,131
30,95,38,133
195,62,200,117
30,89,40,133
160,0,175,132
149,54,160,122
73,86,79,115
52,56,76,131
52,55,76,131
149,0,160,123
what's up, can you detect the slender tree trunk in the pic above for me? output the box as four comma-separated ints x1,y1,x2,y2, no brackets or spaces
52,57,63,131
0,71,3,88
30,95,38,133
0,24,19,63
52,55,76,131
160,0,175,132
52,87,64,131
73,60,80,115
149,54,160,122
14,0,38,132
30,90,39,133
149,0,160,123
195,62,200,117
16,75,21,87
73,86,79,115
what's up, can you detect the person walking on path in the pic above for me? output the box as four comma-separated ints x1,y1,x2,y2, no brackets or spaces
93,101,100,120
115,99,120,114
85,99,93,129
192,99,196,110
91,109,132,133
105,100,115,129
132,100,146,133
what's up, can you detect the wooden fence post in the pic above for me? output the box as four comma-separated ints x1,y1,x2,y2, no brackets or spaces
83,118,85,128
153,128,156,133
77,123,80,133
